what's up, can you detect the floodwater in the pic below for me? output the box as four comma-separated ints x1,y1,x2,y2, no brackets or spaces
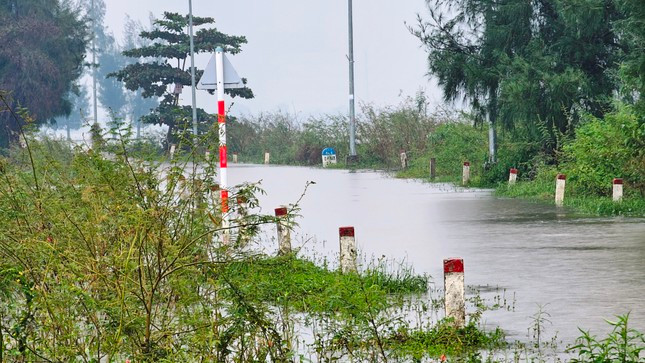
226,164,645,346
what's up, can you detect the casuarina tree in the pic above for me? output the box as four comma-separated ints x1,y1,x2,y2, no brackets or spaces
0,0,88,147
412,0,625,154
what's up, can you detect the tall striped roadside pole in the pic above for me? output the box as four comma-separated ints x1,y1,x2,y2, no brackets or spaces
215,47,230,242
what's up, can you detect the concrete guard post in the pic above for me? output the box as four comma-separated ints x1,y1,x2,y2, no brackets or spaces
613,178,623,202
400,151,408,169
339,227,357,273
233,153,238,163
275,207,291,255
205,150,211,160
555,174,566,207
509,168,518,185
430,158,436,180
170,144,177,159
444,258,465,327
264,152,270,165
462,162,470,185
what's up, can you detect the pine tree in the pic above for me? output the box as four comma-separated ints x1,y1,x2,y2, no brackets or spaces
109,12,253,145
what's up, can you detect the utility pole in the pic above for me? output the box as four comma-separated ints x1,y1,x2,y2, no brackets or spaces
91,0,98,126
347,0,358,163
188,0,198,137
487,113,496,163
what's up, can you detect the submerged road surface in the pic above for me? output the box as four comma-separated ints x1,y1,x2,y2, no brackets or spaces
225,164,645,345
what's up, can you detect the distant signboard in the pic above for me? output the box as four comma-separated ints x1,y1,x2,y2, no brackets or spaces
322,148,337,167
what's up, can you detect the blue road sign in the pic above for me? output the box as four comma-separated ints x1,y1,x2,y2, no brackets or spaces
322,148,336,156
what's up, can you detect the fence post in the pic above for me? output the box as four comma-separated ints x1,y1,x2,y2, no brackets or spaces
444,258,465,327
339,227,357,273
430,158,436,180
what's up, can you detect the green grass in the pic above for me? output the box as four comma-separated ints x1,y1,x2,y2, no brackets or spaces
496,180,645,217
387,321,507,361
222,255,429,315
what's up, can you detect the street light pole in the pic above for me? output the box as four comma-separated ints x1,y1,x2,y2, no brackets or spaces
188,0,198,137
91,0,98,126
347,0,358,162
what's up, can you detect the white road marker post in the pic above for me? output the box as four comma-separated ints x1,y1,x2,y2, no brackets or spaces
444,258,465,327
205,150,210,160
322,148,338,167
169,144,176,159
462,161,470,186
555,173,566,207
613,178,623,202
275,207,291,255
232,153,238,163
509,168,518,185
400,150,408,169
264,152,270,165
339,227,357,273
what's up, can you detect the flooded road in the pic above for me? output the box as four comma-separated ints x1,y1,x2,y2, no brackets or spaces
227,164,645,345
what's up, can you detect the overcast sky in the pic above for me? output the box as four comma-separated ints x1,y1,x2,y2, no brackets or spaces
102,0,441,118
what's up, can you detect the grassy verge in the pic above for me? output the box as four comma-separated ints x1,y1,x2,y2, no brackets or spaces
497,181,645,217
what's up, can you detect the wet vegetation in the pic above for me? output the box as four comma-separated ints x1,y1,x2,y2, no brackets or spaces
0,116,642,360
0,123,506,361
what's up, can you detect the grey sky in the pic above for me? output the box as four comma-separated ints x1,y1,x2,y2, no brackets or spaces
103,0,441,117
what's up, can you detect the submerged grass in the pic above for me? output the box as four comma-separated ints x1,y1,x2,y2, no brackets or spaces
223,254,429,315
388,321,507,361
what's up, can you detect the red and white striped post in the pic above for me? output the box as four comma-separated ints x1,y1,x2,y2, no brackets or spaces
462,161,470,185
555,173,566,207
339,227,357,273
275,206,291,254
215,47,230,242
613,178,623,202
509,168,518,185
444,258,465,327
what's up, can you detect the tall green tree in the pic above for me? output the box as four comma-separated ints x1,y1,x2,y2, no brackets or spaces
110,12,253,145
0,0,88,147
58,81,91,130
412,0,625,153
615,0,645,115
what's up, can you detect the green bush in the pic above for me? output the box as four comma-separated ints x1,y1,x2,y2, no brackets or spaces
567,314,644,362
561,105,644,197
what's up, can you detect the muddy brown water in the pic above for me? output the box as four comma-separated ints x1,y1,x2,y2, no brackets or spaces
225,164,645,346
